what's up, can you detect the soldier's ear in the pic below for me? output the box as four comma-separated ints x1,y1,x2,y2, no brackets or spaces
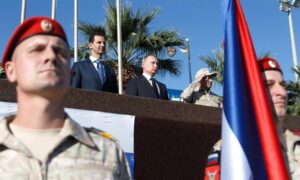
5,61,17,83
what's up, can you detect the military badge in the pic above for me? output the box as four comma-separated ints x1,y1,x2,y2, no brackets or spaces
41,19,53,32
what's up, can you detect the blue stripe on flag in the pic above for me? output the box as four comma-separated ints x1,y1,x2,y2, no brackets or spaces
221,0,267,179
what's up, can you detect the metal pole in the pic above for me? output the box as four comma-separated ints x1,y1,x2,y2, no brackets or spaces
116,0,123,94
74,0,78,63
288,10,299,80
186,39,192,83
21,0,26,23
51,0,56,19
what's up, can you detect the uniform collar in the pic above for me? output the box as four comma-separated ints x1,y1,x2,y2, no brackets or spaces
57,115,97,148
0,116,32,155
0,114,97,150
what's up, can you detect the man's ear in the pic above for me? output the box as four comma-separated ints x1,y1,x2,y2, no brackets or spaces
88,42,93,49
5,61,17,83
141,60,145,68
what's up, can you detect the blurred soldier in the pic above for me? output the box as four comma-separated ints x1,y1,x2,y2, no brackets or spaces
126,55,169,100
204,57,299,179
0,16,131,179
71,32,118,93
181,68,222,107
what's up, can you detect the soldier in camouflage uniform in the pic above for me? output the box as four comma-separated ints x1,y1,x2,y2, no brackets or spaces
204,57,300,180
0,16,131,179
181,68,222,108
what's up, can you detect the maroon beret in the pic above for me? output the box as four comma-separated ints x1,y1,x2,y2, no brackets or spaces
2,16,68,66
258,57,282,74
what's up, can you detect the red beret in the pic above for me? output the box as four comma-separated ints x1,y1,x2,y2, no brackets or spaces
2,16,68,66
258,57,282,74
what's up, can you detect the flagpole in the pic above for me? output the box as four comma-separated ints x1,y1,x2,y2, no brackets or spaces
51,0,56,19
74,0,78,63
288,11,299,80
279,0,299,80
186,38,192,83
116,0,123,94
21,0,26,23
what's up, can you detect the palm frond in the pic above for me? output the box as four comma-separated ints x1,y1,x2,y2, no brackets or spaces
258,51,274,59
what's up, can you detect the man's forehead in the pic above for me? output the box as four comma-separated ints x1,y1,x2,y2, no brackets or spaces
263,70,284,81
14,35,68,54
94,35,105,40
146,56,158,62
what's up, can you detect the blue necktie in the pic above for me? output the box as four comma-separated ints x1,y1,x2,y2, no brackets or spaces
96,61,105,84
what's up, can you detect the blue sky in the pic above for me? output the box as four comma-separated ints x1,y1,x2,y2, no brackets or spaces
1,0,299,95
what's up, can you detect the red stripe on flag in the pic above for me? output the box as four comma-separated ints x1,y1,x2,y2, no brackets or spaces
234,0,289,179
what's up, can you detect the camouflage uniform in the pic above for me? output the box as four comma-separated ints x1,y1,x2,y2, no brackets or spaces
0,115,131,180
285,130,300,180
180,81,222,108
205,131,300,180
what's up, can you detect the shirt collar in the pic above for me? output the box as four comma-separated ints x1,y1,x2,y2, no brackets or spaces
143,73,153,81
90,55,103,63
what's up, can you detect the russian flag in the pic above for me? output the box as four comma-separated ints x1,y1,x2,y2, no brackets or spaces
221,0,289,179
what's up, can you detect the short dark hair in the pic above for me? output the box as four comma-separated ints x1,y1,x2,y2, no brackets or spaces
142,54,157,62
88,32,106,43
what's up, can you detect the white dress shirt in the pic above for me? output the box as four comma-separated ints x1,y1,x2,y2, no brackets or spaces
143,73,160,95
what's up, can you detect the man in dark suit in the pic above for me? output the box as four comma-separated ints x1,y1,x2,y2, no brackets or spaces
71,32,118,93
126,55,169,100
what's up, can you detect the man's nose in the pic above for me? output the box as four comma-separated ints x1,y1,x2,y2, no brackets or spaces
44,48,57,64
273,84,287,97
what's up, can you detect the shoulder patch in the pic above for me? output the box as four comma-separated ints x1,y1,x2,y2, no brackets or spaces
85,127,115,141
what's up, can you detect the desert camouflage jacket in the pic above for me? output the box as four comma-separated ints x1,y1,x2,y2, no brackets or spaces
0,115,131,180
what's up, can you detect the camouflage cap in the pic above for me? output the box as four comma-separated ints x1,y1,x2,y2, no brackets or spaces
195,68,217,82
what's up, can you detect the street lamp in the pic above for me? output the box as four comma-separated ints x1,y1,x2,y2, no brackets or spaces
279,0,299,80
167,38,192,84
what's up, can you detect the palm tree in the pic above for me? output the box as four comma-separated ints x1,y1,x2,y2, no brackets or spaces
74,0,184,88
200,49,274,86
0,66,6,79
287,66,300,116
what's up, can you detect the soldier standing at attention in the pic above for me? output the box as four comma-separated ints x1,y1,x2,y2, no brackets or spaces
0,16,131,179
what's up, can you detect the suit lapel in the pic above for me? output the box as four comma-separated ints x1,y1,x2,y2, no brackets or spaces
102,63,110,85
140,75,159,99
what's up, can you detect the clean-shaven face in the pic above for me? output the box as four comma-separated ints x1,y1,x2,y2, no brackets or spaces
264,70,288,120
5,35,70,97
142,56,158,77
89,35,106,57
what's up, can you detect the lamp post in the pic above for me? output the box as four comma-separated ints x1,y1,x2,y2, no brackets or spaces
279,0,299,80
167,38,192,84
185,38,192,84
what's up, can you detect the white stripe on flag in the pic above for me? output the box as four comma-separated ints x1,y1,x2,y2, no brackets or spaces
221,112,252,180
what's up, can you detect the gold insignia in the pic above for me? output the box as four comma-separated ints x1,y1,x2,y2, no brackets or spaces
100,132,113,140
268,60,277,68
40,19,53,32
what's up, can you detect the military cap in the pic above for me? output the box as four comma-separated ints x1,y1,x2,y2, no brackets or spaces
195,68,217,82
2,16,68,66
258,57,282,74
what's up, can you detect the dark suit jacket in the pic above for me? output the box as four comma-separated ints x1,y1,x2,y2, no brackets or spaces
71,59,118,93
126,75,169,100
